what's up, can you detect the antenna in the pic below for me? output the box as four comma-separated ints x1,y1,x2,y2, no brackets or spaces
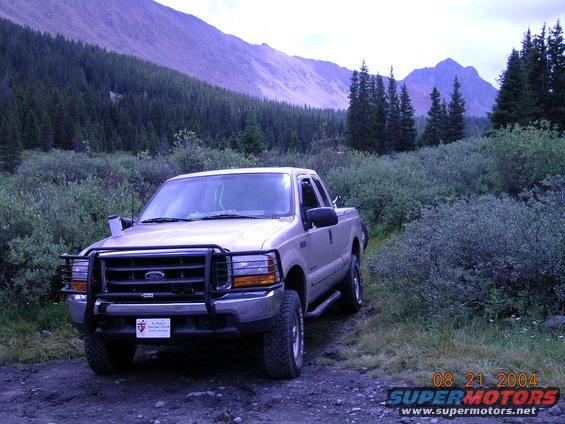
131,172,135,221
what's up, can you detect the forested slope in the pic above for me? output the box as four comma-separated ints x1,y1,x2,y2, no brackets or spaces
0,19,345,153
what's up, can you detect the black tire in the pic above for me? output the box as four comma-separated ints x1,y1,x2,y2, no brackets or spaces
337,255,363,313
263,290,304,379
84,333,136,374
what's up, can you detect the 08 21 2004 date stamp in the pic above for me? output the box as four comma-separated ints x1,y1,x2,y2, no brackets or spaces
384,371,560,418
432,371,540,388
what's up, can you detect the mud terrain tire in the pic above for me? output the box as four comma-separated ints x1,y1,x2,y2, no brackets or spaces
263,290,304,379
337,255,363,313
84,333,136,374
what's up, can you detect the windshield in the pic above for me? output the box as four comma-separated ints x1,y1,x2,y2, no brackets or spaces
138,173,293,222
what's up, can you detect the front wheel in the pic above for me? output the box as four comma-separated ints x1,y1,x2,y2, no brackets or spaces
263,290,304,379
337,254,363,313
84,333,136,374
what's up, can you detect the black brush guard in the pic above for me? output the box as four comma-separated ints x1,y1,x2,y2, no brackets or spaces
61,245,283,332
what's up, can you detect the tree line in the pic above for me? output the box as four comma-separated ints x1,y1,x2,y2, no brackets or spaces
0,18,345,172
491,21,564,130
346,63,466,153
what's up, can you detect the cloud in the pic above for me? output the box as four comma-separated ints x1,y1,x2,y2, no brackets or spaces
155,0,563,86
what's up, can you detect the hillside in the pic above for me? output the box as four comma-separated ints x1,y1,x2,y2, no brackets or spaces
0,0,497,115
0,18,344,153
403,58,498,119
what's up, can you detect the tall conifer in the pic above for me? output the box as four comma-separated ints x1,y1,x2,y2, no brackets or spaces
0,114,23,173
357,61,373,151
346,70,360,149
547,20,564,129
385,67,400,153
447,77,466,142
422,87,443,146
491,50,532,128
372,74,388,154
398,84,416,151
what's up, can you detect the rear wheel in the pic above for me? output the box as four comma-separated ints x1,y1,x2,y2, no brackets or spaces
84,333,136,374
337,255,363,313
263,290,303,379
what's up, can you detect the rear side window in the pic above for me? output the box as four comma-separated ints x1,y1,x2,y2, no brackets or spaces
313,177,332,207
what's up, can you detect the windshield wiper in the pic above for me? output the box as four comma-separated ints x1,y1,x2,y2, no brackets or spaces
201,213,264,220
140,217,195,224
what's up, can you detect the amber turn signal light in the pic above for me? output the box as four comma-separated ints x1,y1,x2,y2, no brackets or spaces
70,280,87,292
232,274,277,288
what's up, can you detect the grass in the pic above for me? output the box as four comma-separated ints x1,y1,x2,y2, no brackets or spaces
0,301,82,364
345,233,565,388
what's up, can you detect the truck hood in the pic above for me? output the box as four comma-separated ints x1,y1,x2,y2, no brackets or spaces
91,218,293,252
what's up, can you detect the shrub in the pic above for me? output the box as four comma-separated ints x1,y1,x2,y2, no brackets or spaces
169,130,254,173
1,178,137,302
369,181,565,320
487,124,565,195
327,126,564,230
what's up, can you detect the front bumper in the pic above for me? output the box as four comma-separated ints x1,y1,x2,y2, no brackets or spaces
68,287,283,339
62,245,284,341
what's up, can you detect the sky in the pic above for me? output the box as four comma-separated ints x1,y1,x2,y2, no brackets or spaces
155,0,563,86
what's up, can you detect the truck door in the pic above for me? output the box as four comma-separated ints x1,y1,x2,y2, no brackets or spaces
311,175,347,276
298,176,336,301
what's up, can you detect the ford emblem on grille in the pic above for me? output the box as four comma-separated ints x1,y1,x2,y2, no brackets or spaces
144,271,165,281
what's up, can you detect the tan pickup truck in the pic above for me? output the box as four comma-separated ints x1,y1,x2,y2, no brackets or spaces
62,167,368,379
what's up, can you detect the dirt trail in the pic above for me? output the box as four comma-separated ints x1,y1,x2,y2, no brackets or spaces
0,313,561,423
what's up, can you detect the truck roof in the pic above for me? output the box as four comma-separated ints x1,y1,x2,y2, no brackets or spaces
168,167,317,181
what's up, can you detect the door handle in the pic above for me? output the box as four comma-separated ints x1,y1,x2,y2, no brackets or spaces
329,229,333,244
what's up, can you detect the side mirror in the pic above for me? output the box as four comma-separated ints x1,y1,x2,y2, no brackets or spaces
120,217,134,230
306,207,338,228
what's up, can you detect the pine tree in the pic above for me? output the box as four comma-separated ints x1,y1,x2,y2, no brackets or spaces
40,113,54,151
23,111,41,149
447,77,466,142
521,28,533,60
0,114,23,173
288,131,301,153
490,49,532,128
422,87,443,146
547,20,565,129
357,61,373,151
440,101,450,142
54,100,73,149
237,112,265,155
346,70,360,149
527,25,550,119
398,84,416,151
385,67,400,153
372,74,388,154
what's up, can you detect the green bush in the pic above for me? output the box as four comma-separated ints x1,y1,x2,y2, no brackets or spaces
369,180,565,320
487,124,565,195
169,130,254,174
327,126,564,229
1,177,136,301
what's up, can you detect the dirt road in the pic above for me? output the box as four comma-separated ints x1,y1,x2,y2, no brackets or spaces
0,314,561,423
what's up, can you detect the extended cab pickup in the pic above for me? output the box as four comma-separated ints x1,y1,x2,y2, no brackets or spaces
62,168,368,379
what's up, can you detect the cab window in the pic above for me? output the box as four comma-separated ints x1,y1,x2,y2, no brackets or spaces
312,177,332,207
300,178,320,210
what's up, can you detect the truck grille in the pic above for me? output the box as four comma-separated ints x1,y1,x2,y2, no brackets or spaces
99,252,226,296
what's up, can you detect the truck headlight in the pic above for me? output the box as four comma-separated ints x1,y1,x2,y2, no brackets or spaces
71,259,89,292
232,254,277,288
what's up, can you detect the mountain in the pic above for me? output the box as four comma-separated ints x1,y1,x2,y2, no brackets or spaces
403,58,498,117
0,0,497,115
